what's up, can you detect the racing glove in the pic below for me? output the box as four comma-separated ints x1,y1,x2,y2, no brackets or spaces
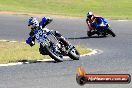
26,36,35,47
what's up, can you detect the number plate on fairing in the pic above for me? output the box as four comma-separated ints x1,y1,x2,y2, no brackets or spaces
35,29,46,43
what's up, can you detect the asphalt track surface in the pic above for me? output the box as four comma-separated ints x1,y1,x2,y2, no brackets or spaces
0,14,132,88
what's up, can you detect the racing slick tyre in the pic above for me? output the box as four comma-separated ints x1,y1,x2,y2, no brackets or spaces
87,31,92,37
45,45,63,62
68,46,80,60
107,29,116,37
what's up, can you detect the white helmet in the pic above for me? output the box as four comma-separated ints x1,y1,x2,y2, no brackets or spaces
28,17,39,27
87,11,94,18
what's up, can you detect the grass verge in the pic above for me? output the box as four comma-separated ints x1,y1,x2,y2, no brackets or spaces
0,41,91,64
0,0,132,19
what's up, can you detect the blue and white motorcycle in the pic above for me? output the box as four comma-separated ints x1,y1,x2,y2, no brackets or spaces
27,28,80,62
87,17,116,37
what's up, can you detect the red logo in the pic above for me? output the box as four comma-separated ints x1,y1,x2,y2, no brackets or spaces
76,66,131,85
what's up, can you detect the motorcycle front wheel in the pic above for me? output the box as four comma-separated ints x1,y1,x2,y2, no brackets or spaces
45,45,63,62
68,46,80,60
107,29,116,37
106,27,116,37
87,31,92,37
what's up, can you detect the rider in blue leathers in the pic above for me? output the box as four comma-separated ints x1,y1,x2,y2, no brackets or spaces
86,12,109,34
91,17,108,31
86,12,109,35
26,17,54,54
26,17,68,55
26,17,39,46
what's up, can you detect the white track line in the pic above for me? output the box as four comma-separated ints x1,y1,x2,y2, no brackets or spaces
117,20,128,22
0,49,102,67
0,62,23,67
0,40,18,42
0,40,103,67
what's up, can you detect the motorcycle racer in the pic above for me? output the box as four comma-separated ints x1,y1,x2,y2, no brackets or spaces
86,11,95,31
26,17,39,46
26,17,54,55
86,11,110,36
26,16,54,45
26,17,69,55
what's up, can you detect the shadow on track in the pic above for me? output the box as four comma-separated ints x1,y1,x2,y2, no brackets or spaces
66,36,105,40
17,59,75,64
44,59,74,63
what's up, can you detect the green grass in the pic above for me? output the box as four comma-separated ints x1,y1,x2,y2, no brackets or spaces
0,0,132,19
0,41,91,64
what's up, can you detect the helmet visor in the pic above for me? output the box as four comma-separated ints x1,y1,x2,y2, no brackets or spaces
28,25,34,29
